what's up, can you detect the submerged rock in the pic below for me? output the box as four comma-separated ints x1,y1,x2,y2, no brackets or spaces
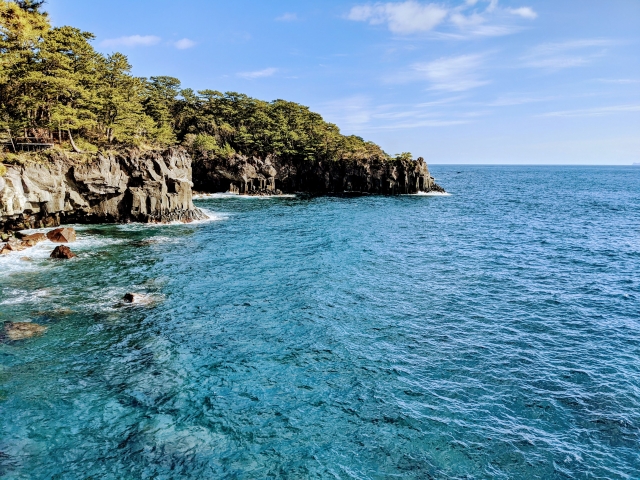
47,228,76,243
50,245,77,259
2,322,47,341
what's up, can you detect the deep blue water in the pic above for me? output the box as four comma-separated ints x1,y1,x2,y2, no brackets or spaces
1,166,639,479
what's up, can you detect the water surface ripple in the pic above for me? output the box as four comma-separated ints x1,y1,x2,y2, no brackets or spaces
1,166,639,478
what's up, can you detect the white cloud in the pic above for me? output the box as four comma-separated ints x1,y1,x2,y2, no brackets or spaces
321,96,374,130
412,54,489,91
595,78,640,85
100,35,161,48
348,1,538,38
523,39,615,69
540,104,640,118
319,95,474,132
174,38,196,50
237,68,278,79
347,1,448,34
276,13,298,21
507,7,537,19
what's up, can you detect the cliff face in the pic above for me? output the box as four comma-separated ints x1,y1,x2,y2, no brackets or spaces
0,148,205,233
193,155,444,195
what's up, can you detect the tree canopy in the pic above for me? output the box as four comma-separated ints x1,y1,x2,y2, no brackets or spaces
0,0,405,162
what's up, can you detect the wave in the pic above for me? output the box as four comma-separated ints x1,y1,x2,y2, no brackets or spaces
191,208,229,223
194,193,296,200
406,191,452,197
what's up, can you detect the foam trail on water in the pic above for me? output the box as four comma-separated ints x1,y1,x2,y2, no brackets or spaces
194,193,296,200
406,191,452,196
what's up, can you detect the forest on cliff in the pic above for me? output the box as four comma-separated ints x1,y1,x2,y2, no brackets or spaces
0,0,403,164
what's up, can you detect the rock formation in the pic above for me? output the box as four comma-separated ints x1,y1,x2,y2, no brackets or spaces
123,293,154,305
2,322,47,341
192,155,445,195
50,245,77,259
0,238,29,254
20,232,47,246
47,227,76,243
0,148,206,234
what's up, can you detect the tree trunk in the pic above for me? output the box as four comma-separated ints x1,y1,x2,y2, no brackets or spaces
67,130,84,153
6,128,16,153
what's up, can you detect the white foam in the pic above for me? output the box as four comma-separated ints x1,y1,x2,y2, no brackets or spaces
191,208,229,223
0,228,124,277
0,287,52,306
406,191,452,197
194,193,296,200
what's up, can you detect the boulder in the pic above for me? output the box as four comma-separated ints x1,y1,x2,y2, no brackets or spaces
0,238,28,255
123,293,153,305
50,245,77,259
47,227,76,243
21,232,47,246
2,322,47,341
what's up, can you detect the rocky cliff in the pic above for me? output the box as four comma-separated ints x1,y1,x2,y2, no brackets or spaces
193,155,444,195
0,148,206,234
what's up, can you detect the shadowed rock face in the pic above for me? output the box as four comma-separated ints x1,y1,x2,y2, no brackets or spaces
192,155,445,195
0,148,206,233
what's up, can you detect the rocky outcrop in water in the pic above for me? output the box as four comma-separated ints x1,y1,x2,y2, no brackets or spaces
193,155,444,195
0,148,206,233
46,228,76,243
2,322,47,341
50,245,77,259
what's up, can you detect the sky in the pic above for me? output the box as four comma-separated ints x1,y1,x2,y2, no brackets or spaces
45,0,640,164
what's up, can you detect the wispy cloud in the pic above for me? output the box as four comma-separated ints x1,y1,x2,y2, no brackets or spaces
276,13,298,21
347,1,448,34
540,104,640,118
507,7,537,19
482,95,556,107
100,35,161,48
174,38,196,50
319,95,481,132
237,68,278,79
523,39,616,70
347,1,537,37
594,78,640,85
412,54,489,91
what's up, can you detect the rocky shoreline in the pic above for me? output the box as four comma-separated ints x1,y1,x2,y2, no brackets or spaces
0,148,206,236
1,149,444,237
193,155,445,196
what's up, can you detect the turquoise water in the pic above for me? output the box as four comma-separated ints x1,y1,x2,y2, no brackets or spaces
1,166,639,479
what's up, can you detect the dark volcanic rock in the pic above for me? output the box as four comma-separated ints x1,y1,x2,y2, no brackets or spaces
2,322,47,341
193,155,444,195
50,245,77,259
47,228,76,243
0,148,207,234
123,293,153,305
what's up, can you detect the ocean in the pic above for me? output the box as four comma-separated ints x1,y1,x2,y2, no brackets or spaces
1,166,639,478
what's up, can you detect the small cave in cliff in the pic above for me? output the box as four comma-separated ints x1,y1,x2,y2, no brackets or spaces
167,179,179,194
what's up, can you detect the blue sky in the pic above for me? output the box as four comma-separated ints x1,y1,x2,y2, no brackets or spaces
46,0,640,164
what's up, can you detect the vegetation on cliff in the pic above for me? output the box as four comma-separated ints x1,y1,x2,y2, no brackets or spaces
0,0,407,163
